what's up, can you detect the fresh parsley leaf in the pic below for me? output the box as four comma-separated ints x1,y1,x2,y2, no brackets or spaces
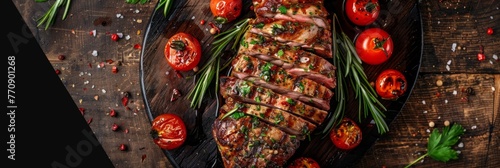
405,123,465,168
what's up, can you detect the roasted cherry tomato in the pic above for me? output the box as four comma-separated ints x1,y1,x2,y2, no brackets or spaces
330,118,362,150
345,0,380,26
164,32,201,71
150,113,187,150
210,0,242,24
355,27,393,65
288,157,321,168
375,69,407,100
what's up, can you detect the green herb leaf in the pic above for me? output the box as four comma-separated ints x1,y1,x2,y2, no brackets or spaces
36,0,71,30
405,123,465,168
187,18,250,109
155,0,173,17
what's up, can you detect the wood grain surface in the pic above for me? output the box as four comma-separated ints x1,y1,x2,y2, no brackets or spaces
12,0,500,168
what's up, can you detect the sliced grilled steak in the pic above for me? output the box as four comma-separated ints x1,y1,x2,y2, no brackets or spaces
238,31,336,89
252,0,329,29
220,76,329,124
249,19,332,58
222,98,317,139
213,110,300,167
231,56,333,106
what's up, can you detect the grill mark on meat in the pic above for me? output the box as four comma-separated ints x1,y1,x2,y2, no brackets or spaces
220,76,328,124
238,31,336,89
249,19,332,58
252,0,329,29
231,55,333,105
222,98,317,139
213,110,300,167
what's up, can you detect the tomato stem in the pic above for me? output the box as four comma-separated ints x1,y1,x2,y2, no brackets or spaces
373,37,390,58
170,40,186,51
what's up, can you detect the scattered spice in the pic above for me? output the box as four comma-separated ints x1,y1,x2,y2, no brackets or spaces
444,120,450,126
436,79,443,86
429,121,435,128
122,92,130,106
90,30,97,37
464,87,475,96
87,117,93,124
106,59,115,64
200,19,206,25
141,154,147,162
134,44,142,49
208,22,220,34
55,69,61,75
119,144,128,151
111,33,119,41
124,128,129,134
58,55,66,60
477,53,486,61
170,88,182,102
174,70,183,78
94,95,99,100
112,66,118,73
79,108,85,115
487,27,494,35
109,109,117,117
112,123,120,131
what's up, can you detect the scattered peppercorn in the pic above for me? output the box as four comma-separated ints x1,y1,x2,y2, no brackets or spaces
200,19,206,25
436,79,443,86
444,120,450,126
119,144,128,151
109,109,117,117
111,33,119,41
477,53,486,61
112,123,120,131
429,121,435,128
55,69,61,75
58,55,66,60
487,27,494,35
112,66,118,73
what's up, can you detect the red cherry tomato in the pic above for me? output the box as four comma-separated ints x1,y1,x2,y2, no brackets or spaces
345,0,380,26
375,69,407,100
330,118,362,150
288,157,321,168
164,32,202,71
150,113,187,150
210,0,242,24
355,28,394,65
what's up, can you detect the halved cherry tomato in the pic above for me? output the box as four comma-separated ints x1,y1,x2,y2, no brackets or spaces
345,0,380,26
330,118,362,150
288,157,321,168
355,27,393,65
210,0,242,24
164,32,201,71
375,69,407,100
150,113,187,150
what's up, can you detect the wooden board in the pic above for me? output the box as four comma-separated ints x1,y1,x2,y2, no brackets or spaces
139,0,423,167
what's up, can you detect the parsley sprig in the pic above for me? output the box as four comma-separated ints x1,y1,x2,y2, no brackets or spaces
36,0,71,30
322,14,388,135
187,18,250,109
405,123,465,168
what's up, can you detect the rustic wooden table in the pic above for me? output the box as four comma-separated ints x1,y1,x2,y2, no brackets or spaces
13,0,499,167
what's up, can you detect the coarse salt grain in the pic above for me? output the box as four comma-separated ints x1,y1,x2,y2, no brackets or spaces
426,129,431,133
446,65,450,71
471,125,477,129
445,99,448,104
453,90,457,95
493,54,499,60
125,35,131,40
451,43,457,52
422,100,426,104
447,60,452,65
492,87,496,91
490,60,494,64
423,110,428,114
102,89,107,93
91,30,96,37
458,142,464,148
456,150,461,154
191,16,195,20
92,50,98,56
116,13,123,18
491,16,494,19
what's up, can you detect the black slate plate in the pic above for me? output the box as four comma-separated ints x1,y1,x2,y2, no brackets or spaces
140,0,423,167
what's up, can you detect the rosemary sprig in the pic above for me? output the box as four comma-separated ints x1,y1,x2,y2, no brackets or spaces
155,0,173,17
322,14,388,135
36,0,71,30
187,18,250,109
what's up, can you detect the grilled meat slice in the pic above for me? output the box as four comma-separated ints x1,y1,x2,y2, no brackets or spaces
249,19,332,58
220,76,329,124
238,32,336,89
231,55,333,104
222,98,317,139
213,110,300,167
252,0,330,29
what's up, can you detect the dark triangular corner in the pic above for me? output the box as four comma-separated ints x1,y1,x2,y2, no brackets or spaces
5,1,114,167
